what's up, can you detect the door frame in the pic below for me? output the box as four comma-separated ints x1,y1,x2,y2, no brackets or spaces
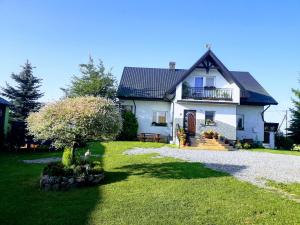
183,110,196,137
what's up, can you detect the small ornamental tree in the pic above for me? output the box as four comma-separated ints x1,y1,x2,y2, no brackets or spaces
27,96,122,157
117,111,138,140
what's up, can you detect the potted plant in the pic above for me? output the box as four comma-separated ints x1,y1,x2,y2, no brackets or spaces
213,132,219,139
204,130,214,139
177,128,186,147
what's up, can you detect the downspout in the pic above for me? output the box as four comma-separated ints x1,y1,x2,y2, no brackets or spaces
172,101,175,141
261,105,270,122
132,99,136,115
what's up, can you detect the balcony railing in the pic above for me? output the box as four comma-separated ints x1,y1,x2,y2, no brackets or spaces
182,87,233,101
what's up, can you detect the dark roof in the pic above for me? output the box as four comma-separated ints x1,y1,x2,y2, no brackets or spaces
117,51,278,106
231,71,278,105
167,50,235,93
117,67,186,100
0,97,10,106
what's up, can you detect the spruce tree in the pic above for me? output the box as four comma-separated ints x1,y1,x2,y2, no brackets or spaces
288,78,300,144
1,60,44,121
61,56,116,99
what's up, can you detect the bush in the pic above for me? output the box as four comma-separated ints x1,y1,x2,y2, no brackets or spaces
292,144,300,151
43,159,103,177
117,111,138,141
27,96,122,150
276,133,294,149
243,142,251,149
43,162,72,177
235,141,243,149
62,147,73,167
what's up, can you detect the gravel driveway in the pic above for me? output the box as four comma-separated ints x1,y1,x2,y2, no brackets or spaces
124,147,300,186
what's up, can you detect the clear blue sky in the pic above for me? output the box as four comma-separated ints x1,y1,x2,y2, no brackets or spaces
0,0,299,124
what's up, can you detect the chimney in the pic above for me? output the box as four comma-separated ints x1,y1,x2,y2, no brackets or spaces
169,61,176,70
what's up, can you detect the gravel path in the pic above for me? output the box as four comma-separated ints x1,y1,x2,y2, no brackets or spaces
124,147,300,187
23,157,61,164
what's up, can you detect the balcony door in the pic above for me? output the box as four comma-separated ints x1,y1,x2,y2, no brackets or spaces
195,77,203,88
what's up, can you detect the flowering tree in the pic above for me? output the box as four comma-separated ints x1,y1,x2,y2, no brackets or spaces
27,96,122,156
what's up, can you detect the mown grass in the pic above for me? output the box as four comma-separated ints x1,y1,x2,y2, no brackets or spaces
250,148,300,156
1,141,300,225
267,180,300,197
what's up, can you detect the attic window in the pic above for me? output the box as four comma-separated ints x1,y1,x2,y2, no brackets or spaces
205,77,215,87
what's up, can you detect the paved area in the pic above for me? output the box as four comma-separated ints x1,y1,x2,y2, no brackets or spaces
124,147,300,186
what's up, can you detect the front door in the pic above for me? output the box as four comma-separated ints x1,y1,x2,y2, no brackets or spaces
183,110,196,137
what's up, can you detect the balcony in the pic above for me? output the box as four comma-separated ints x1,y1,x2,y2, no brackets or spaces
182,87,233,101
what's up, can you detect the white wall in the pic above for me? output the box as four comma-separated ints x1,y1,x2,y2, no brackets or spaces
173,102,237,140
120,100,172,136
236,105,264,142
175,68,240,103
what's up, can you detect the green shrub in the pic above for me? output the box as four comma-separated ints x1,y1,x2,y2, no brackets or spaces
62,147,73,167
243,142,251,149
43,162,66,176
292,144,300,151
235,141,243,149
276,133,294,149
117,111,138,141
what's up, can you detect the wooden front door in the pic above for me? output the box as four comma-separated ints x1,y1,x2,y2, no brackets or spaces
183,110,196,137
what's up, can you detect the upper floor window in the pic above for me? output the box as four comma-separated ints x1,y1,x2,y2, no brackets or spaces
237,114,244,130
205,111,215,126
152,111,167,126
205,77,215,87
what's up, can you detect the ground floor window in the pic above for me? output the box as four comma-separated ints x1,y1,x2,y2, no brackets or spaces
152,111,167,126
205,111,215,126
237,114,244,130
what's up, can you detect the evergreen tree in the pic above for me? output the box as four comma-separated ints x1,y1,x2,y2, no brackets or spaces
1,61,44,121
288,78,300,144
62,56,116,99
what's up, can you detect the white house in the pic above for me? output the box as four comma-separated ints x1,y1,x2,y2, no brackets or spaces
117,50,278,146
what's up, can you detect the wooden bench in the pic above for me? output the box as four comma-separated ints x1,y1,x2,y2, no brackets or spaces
138,133,161,142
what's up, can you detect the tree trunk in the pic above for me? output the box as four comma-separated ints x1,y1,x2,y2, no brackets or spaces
71,142,76,160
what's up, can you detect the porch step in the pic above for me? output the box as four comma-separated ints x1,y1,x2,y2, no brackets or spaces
189,137,235,151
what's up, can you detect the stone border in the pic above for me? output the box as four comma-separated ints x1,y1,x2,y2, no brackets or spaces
40,173,104,191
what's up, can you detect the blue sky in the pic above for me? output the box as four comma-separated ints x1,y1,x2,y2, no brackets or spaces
0,0,299,124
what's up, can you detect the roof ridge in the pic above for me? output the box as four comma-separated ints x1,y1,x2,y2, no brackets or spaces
124,66,187,71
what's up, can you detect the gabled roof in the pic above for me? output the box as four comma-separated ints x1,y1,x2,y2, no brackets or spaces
167,50,235,94
0,97,10,106
117,67,186,100
117,51,278,106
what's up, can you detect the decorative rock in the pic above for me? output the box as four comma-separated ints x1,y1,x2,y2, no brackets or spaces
40,172,104,191
88,175,94,182
68,178,75,184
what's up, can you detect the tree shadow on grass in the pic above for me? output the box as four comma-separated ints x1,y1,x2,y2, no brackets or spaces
116,162,247,179
0,142,130,225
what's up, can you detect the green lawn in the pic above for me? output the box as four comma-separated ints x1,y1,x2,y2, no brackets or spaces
251,148,300,156
267,180,300,197
1,141,300,225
